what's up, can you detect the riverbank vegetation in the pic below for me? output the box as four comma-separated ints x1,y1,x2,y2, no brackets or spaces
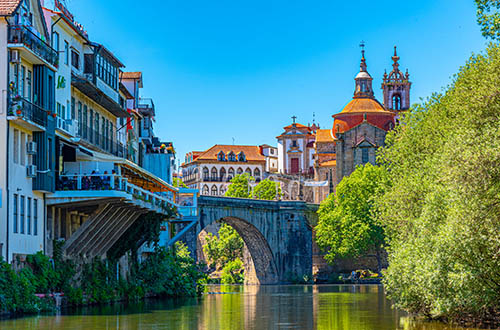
0,242,205,315
203,224,245,284
315,164,388,273
376,43,500,326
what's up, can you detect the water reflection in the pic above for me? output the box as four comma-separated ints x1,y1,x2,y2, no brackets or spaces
0,285,481,330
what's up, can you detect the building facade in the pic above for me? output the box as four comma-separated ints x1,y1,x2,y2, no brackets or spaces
182,145,265,196
276,121,316,177
0,0,183,264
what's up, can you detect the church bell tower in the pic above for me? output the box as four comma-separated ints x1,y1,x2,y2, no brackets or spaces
382,46,411,112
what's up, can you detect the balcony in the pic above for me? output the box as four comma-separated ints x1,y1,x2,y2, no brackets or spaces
137,98,155,116
56,173,172,215
8,97,48,131
76,124,129,159
8,25,58,69
56,117,77,137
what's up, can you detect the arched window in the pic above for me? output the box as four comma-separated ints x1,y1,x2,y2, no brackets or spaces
237,168,243,175
392,94,401,110
217,151,226,161
228,152,236,162
220,167,226,181
228,167,235,181
238,152,246,162
220,186,226,196
211,167,218,181
202,185,209,195
203,167,209,180
211,185,218,196
253,168,261,179
245,168,252,175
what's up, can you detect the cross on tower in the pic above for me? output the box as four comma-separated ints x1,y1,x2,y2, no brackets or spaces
360,40,366,56
291,115,297,124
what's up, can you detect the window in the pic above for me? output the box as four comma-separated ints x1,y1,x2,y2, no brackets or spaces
292,140,298,148
228,167,235,181
245,168,251,175
211,185,218,196
101,119,106,149
217,151,226,161
20,195,25,234
202,185,209,195
96,54,118,90
220,186,226,196
362,148,369,164
254,168,261,178
237,168,243,175
71,49,80,70
33,199,38,236
220,167,226,181
77,102,82,136
95,114,100,145
392,94,402,110
203,167,209,180
52,31,59,55
64,41,69,65
27,197,31,235
211,167,218,181
48,138,52,170
20,65,25,98
56,102,61,118
89,109,94,143
228,152,236,162
13,194,18,233
20,132,25,166
13,129,19,164
27,70,32,102
62,104,66,120
83,105,88,139
238,152,246,162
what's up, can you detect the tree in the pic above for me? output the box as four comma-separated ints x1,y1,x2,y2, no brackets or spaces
203,224,244,270
315,163,388,272
475,0,500,40
225,174,253,198
173,177,187,188
251,179,281,200
376,44,500,323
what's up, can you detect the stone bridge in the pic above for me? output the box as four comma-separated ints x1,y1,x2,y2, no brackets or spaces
176,196,319,284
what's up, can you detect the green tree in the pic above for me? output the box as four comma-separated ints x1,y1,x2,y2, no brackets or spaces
475,0,500,40
203,224,244,269
315,163,388,272
221,258,244,284
376,44,500,323
225,174,253,198
173,177,187,188
251,179,281,200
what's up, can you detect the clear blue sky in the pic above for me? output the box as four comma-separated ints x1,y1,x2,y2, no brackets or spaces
62,0,486,165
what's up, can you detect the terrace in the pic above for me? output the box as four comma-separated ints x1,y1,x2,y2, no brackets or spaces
7,97,48,131
8,25,58,69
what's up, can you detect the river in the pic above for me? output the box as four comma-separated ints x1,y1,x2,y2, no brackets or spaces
0,285,480,329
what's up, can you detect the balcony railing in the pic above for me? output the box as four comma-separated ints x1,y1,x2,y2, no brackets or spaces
9,97,48,128
76,124,129,159
57,173,173,213
8,25,58,68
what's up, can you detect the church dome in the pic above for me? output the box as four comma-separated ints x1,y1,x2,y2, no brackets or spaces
340,97,389,114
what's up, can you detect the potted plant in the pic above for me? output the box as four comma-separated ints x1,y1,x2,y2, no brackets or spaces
52,113,57,118
16,105,22,116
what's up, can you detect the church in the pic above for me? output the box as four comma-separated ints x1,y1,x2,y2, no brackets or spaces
313,46,412,202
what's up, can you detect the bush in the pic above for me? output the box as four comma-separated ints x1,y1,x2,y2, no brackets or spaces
221,258,244,284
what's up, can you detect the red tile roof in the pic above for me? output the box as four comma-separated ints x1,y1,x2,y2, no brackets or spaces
0,0,22,16
196,145,265,162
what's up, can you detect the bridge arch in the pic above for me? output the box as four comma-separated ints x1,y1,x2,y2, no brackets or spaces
179,196,317,284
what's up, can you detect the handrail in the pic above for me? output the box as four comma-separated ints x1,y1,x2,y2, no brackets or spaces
9,97,48,127
8,25,58,68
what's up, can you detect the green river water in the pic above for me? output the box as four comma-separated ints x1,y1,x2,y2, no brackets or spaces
0,285,481,330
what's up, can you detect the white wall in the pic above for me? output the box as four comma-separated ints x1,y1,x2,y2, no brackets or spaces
0,22,9,260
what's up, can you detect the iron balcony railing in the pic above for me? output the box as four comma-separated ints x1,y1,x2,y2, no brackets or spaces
8,25,58,68
76,124,129,159
9,97,48,128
